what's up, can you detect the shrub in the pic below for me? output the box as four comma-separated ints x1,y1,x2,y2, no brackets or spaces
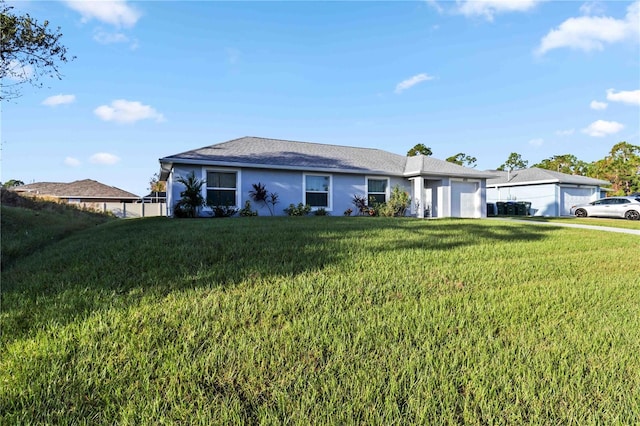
239,200,258,217
352,195,369,216
389,185,410,217
344,208,353,216
208,203,238,218
249,182,279,216
284,203,311,216
314,208,329,216
174,172,205,218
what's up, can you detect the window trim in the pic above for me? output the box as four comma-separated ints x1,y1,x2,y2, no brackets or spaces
203,168,241,208
366,176,390,205
303,173,332,210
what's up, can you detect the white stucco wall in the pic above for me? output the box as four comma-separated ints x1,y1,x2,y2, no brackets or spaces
167,164,412,217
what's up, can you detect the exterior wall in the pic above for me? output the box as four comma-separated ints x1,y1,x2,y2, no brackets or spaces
487,183,601,217
487,183,558,216
168,164,412,217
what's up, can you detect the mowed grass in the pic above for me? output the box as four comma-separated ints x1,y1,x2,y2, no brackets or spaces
2,214,639,424
515,215,640,230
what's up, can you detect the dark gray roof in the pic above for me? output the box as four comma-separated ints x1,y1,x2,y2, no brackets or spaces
14,179,139,199
160,136,493,178
405,155,497,178
486,168,610,187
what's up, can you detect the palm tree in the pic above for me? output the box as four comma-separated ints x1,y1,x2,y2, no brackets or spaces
175,172,205,218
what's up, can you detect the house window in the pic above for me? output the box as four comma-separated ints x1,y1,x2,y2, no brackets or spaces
206,171,237,206
367,178,388,204
304,174,331,208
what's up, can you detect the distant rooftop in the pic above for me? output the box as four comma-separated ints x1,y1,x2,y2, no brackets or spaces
14,179,139,199
486,168,610,187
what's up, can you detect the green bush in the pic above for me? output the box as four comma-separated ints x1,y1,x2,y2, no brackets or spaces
284,203,311,216
174,172,205,218
209,204,238,218
239,200,258,217
314,208,329,216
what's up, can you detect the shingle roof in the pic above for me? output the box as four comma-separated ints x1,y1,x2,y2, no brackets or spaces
404,155,497,178
486,168,610,186
160,136,495,178
14,179,139,199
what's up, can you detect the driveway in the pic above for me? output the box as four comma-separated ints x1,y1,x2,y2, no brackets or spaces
489,218,640,236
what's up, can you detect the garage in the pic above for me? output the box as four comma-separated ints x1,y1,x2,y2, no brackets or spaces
560,187,596,216
451,181,479,218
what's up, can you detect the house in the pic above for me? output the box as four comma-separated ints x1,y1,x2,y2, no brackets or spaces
159,136,496,218
486,168,610,217
13,179,140,204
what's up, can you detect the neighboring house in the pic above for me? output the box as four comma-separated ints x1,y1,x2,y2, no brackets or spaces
486,168,610,217
13,179,139,203
159,136,496,218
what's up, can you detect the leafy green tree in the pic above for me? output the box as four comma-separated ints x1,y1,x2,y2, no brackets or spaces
533,154,589,175
1,1,74,100
407,144,432,156
588,142,640,195
148,173,166,193
2,179,24,188
174,172,205,218
446,153,477,168
497,152,528,172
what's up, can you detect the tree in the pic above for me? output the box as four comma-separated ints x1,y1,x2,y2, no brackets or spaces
174,172,205,218
148,173,166,193
446,153,477,168
497,152,528,172
407,144,432,156
533,154,589,175
588,142,640,195
2,179,24,188
1,1,74,100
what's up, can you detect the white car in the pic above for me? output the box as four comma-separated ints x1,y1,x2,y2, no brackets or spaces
571,196,640,220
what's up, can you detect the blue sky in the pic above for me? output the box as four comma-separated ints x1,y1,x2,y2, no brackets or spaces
3,0,639,196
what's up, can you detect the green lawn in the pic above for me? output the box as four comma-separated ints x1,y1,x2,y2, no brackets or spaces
2,213,639,424
514,215,640,230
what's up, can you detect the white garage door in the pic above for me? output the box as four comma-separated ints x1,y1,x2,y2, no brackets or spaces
561,187,594,216
451,182,479,218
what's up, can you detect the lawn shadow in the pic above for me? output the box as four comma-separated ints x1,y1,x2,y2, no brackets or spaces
2,217,555,344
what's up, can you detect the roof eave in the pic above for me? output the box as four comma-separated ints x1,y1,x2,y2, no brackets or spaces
160,157,404,176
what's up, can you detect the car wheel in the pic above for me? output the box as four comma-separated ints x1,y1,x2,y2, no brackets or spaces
575,209,587,218
624,210,640,220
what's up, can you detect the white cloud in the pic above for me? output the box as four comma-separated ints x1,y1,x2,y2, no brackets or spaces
395,73,434,94
425,0,444,14
528,138,544,147
555,128,575,136
93,30,129,44
582,120,624,137
64,157,81,167
6,60,33,82
589,100,608,110
606,88,640,106
536,1,639,55
64,0,141,28
457,0,542,21
90,152,121,165
42,94,76,106
580,1,606,16
94,99,165,124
